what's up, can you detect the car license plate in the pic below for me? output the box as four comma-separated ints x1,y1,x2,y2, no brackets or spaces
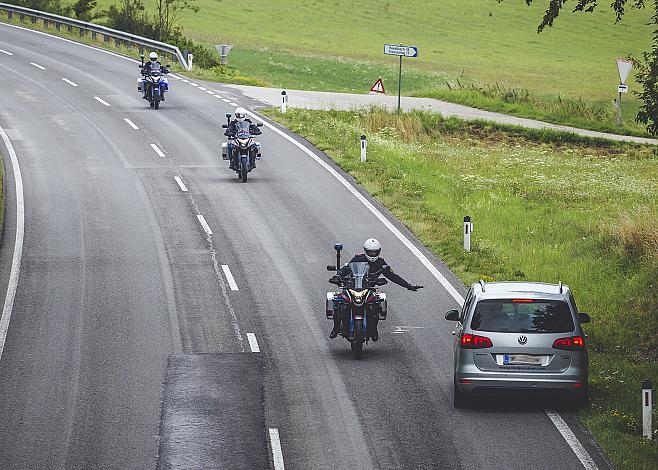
503,354,543,365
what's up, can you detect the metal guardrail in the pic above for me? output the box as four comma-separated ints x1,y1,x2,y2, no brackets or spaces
0,2,191,70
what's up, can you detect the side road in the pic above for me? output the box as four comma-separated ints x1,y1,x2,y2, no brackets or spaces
225,84,658,146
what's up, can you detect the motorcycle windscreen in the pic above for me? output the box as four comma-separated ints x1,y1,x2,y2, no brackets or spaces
236,121,251,139
348,262,370,289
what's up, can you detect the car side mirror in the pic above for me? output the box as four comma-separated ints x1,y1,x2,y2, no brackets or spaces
256,123,263,127
445,309,460,321
327,265,336,271
578,312,591,323
222,124,228,128
376,278,388,286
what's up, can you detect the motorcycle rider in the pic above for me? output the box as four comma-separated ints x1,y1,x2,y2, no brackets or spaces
224,107,262,170
329,238,423,341
141,52,167,100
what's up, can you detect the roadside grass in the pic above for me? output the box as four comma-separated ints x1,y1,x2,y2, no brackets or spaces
263,107,658,469
87,0,653,136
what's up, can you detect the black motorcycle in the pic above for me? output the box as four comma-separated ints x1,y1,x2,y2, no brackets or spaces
222,114,263,183
326,243,388,360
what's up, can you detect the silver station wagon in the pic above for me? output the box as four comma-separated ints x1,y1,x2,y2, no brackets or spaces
445,281,590,408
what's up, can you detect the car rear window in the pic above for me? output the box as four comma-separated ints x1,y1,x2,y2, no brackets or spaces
470,299,574,333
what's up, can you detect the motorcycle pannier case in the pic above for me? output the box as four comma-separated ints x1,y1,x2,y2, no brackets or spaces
326,292,337,319
137,78,143,93
221,142,228,160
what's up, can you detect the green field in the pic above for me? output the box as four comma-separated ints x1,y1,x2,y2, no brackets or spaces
90,0,655,134
263,107,657,468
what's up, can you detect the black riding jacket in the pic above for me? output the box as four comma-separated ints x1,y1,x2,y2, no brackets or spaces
224,119,262,137
142,61,167,75
336,254,414,289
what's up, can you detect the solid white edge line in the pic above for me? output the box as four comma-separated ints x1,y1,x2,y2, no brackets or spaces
196,214,213,235
30,62,45,70
150,143,166,158
546,411,598,469
0,126,25,359
269,428,285,470
0,48,14,55
246,333,260,353
61,77,78,87
221,265,239,291
247,107,599,468
173,176,188,192
189,83,199,87
94,96,110,107
123,118,139,130
198,86,207,91
206,90,215,95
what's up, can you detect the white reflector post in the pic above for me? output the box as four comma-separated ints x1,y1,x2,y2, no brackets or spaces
642,379,653,440
463,216,472,252
281,90,287,114
360,135,367,162
187,53,193,70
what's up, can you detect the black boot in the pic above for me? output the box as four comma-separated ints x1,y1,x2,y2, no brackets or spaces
329,315,341,339
370,317,379,342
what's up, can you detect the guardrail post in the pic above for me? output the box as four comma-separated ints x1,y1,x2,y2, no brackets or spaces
79,27,85,38
103,34,110,43
91,31,96,40
43,18,47,28
114,38,120,48
30,15,35,24
55,22,60,31
67,24,72,33
19,13,24,21
7,11,12,20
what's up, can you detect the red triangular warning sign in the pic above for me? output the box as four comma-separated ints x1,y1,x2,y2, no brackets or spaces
370,78,385,94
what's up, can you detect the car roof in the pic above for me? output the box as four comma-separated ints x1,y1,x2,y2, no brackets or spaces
473,281,570,300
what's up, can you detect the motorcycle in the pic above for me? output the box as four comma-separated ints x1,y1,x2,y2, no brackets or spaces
326,243,388,360
137,56,170,109
221,113,263,183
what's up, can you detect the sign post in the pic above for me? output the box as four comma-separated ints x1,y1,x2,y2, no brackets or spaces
384,44,418,115
615,58,634,126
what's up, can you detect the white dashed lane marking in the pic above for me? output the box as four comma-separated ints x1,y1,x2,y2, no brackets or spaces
246,333,260,353
62,77,78,86
123,118,139,130
30,62,45,70
196,214,213,235
221,265,239,291
198,86,207,91
0,49,14,55
173,176,188,192
269,428,285,470
150,143,166,158
94,96,110,106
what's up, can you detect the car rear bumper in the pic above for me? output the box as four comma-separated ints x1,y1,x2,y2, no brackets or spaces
455,368,587,394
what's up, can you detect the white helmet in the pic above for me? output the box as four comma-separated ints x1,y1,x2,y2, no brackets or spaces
363,238,381,262
149,51,158,62
235,107,247,122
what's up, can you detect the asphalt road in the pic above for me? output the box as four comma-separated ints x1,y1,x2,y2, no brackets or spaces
0,24,613,469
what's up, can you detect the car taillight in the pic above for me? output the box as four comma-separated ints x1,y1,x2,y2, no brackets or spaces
460,333,493,349
552,336,585,351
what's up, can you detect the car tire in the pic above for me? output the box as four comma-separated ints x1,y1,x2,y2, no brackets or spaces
572,385,589,408
453,379,469,409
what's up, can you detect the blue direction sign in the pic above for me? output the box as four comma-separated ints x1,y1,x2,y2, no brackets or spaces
384,44,418,57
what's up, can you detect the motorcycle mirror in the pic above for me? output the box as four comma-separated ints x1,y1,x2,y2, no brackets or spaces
334,243,343,252
165,64,171,68
256,123,263,127
221,124,228,128
326,265,336,271
225,113,232,118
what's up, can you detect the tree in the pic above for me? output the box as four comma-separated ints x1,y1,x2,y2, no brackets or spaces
155,0,198,42
512,0,658,135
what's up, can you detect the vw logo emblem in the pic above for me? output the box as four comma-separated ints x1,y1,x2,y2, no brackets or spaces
518,335,528,345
